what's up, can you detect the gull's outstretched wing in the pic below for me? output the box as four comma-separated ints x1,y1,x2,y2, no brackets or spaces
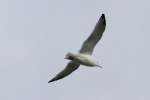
79,14,106,55
48,61,80,83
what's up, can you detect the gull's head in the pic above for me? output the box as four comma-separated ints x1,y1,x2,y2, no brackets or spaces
64,52,75,60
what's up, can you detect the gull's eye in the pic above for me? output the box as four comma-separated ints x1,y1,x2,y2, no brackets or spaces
68,56,74,60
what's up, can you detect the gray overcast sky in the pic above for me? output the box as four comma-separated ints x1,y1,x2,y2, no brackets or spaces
0,0,150,100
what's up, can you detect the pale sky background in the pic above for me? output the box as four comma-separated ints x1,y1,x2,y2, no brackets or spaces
0,0,150,100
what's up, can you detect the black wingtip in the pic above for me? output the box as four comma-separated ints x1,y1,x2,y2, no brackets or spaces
101,13,105,20
48,79,54,83
102,13,105,17
48,80,51,83
48,77,60,83
101,13,106,26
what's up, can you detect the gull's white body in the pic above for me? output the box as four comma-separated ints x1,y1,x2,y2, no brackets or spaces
69,53,100,67
48,14,106,83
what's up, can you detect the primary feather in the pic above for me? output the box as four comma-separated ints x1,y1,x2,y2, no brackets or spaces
48,61,79,83
79,14,106,55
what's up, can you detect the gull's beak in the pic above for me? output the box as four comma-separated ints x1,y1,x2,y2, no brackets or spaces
64,56,67,59
64,55,69,59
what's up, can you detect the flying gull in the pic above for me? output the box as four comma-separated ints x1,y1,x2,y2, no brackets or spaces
48,14,106,83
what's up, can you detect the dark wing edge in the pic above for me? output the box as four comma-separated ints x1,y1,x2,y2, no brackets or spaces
79,14,106,55
48,61,80,83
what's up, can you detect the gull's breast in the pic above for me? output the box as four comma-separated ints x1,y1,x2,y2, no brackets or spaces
74,54,97,67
